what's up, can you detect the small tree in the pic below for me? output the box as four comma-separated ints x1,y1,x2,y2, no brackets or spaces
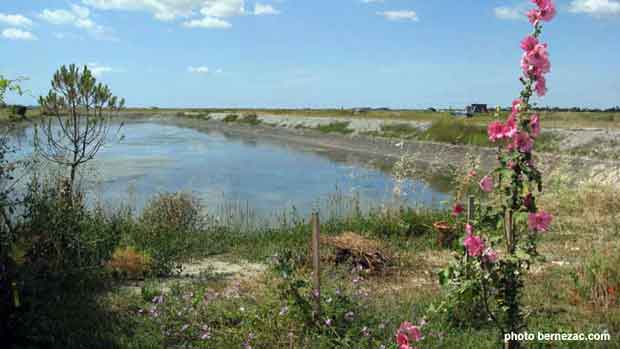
36,64,125,197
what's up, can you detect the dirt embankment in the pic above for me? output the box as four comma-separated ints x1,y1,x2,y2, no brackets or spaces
157,115,620,186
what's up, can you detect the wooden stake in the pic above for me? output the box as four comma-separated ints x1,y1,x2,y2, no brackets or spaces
467,195,475,223
311,211,321,321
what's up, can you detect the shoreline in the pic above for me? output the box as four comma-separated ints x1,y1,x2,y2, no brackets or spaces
145,115,620,186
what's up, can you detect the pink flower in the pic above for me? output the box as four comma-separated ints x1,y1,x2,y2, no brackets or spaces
463,233,485,257
396,332,410,349
488,121,505,142
503,116,518,139
396,321,422,348
533,0,556,21
527,8,542,25
528,211,553,232
535,75,547,97
483,248,498,263
452,203,464,217
528,0,555,23
479,175,493,192
509,132,534,153
530,114,540,137
522,43,550,76
520,36,539,52
465,223,473,235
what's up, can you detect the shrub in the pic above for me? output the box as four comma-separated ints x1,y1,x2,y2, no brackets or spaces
131,193,204,275
20,177,121,273
223,114,238,122
106,246,152,280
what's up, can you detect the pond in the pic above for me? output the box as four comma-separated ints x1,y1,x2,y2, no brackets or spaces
8,117,450,224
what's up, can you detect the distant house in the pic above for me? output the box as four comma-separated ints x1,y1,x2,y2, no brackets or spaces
466,104,488,114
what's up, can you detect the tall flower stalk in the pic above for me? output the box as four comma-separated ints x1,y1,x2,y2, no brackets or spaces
436,1,556,348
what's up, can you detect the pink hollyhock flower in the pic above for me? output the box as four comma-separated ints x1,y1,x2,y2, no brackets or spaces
535,75,547,97
465,223,473,235
452,203,464,217
503,116,518,139
479,175,493,192
396,332,411,349
520,35,539,52
530,114,540,137
396,322,422,349
463,233,485,257
524,43,551,74
527,8,542,24
488,121,505,142
533,0,556,21
528,211,553,232
510,132,534,153
483,248,498,263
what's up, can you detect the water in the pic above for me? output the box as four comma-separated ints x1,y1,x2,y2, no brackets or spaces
7,117,450,221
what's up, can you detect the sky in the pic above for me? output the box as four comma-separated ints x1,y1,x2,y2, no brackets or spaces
0,0,619,109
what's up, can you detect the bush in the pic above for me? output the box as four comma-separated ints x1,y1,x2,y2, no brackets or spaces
131,193,204,275
106,246,152,280
20,177,121,273
223,114,239,122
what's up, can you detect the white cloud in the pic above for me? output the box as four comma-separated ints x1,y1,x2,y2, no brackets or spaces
188,66,210,74
569,0,620,16
361,0,384,3
83,0,204,21
88,63,115,77
1,28,37,40
254,3,280,15
0,13,33,27
201,0,245,18
40,9,76,25
183,17,232,28
39,6,116,41
377,10,419,21
494,5,527,20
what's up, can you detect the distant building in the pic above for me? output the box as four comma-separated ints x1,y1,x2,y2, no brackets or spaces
466,104,488,114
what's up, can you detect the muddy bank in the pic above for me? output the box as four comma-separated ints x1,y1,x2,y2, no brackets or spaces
152,116,620,186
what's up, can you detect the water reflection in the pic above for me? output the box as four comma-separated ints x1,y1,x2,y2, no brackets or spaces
7,118,450,219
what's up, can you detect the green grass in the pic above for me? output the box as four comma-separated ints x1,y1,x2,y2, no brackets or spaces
315,121,353,134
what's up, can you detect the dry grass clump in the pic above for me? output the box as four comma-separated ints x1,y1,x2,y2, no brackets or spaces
321,232,392,272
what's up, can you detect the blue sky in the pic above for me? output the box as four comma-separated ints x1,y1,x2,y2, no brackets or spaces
1,0,619,108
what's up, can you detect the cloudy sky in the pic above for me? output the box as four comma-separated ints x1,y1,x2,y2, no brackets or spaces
1,0,619,108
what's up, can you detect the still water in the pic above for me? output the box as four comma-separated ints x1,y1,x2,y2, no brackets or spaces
9,118,450,221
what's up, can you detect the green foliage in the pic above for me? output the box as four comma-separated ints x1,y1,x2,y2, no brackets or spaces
316,122,353,134
129,193,205,276
223,114,239,122
423,117,491,146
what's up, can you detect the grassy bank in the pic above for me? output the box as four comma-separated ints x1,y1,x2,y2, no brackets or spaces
5,171,619,348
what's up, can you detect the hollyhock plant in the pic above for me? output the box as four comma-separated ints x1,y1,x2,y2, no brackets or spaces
437,2,555,347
